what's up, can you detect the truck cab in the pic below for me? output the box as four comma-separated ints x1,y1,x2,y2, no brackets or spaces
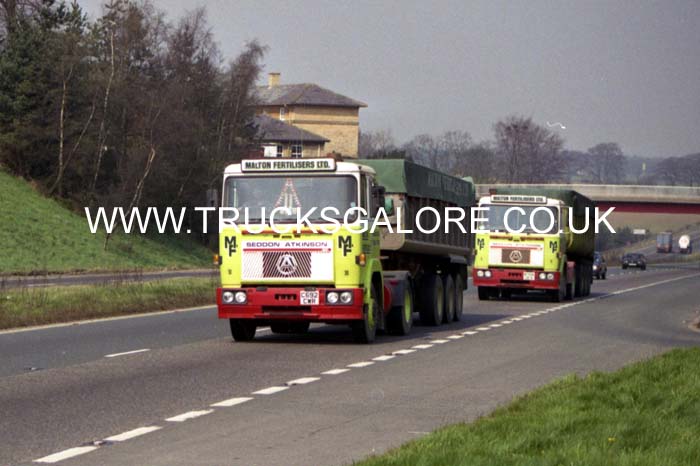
217,158,385,343
472,190,594,302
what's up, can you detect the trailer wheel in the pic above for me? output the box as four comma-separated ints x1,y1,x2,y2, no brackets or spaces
352,285,379,343
453,274,465,321
229,319,256,342
419,274,444,326
442,275,455,323
387,282,413,335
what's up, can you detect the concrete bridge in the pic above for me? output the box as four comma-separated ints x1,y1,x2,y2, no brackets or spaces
476,184,700,214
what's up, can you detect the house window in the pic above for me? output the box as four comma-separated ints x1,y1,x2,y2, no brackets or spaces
276,145,283,157
279,107,286,120
291,144,303,158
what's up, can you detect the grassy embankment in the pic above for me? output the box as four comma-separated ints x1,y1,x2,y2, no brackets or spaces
0,276,217,329
357,348,700,466
0,169,211,275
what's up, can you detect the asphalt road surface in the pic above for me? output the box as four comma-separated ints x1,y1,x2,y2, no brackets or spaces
1,265,699,465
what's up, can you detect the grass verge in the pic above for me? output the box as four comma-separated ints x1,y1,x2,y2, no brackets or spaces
0,277,217,329
0,169,211,274
356,348,700,466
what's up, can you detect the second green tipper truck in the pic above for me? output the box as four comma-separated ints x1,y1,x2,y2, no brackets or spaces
472,187,595,302
217,157,475,343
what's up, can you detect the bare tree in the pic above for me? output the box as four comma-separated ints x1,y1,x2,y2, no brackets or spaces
584,142,625,184
358,129,398,158
494,116,566,183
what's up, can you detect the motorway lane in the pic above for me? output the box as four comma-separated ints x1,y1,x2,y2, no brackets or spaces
0,268,644,378
1,267,698,465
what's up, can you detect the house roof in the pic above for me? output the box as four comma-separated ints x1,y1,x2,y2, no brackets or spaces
255,83,367,108
253,114,329,143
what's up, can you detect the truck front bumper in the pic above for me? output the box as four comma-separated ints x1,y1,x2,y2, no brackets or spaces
217,287,364,322
472,269,560,290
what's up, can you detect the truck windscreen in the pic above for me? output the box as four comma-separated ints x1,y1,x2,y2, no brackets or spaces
224,175,358,222
479,205,559,233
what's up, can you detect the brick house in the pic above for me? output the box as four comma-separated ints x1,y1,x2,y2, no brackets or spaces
254,73,367,158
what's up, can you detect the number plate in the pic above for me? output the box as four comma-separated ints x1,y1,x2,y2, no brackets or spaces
300,291,319,305
523,271,535,280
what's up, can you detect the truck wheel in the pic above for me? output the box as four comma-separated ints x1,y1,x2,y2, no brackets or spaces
352,285,379,343
442,275,455,323
419,274,444,326
477,286,492,301
574,265,583,298
229,319,256,342
387,283,413,335
602,271,606,280
565,282,573,300
550,277,565,302
453,274,465,321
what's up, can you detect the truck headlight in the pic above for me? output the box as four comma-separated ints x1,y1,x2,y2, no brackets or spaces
234,291,247,304
546,273,554,280
477,270,484,278
593,265,597,270
484,270,492,278
340,291,353,304
538,272,546,280
222,291,235,304
326,292,339,304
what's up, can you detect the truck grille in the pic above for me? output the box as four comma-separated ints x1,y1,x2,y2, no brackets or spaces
240,239,333,281
501,248,531,264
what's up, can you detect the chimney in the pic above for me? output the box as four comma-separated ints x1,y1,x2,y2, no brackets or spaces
268,72,280,87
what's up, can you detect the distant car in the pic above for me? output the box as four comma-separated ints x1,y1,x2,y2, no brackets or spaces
593,252,607,279
621,253,646,270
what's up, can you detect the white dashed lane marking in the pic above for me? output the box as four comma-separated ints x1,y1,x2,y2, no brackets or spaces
322,368,350,375
373,355,396,361
287,377,320,386
252,386,289,395
34,447,99,463
211,397,253,408
347,361,374,368
411,344,434,349
430,339,449,344
166,410,214,422
392,349,417,355
104,426,162,442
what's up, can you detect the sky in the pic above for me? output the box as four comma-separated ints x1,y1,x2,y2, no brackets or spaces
78,0,700,157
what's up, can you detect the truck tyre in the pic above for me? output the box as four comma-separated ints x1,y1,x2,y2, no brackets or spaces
453,274,465,321
477,286,492,301
550,276,565,302
352,285,379,343
602,270,606,280
387,282,413,335
270,322,310,334
442,275,455,323
565,282,573,300
229,319,256,342
574,265,583,298
419,274,444,326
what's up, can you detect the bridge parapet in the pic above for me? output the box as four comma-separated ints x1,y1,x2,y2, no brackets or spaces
476,184,700,205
